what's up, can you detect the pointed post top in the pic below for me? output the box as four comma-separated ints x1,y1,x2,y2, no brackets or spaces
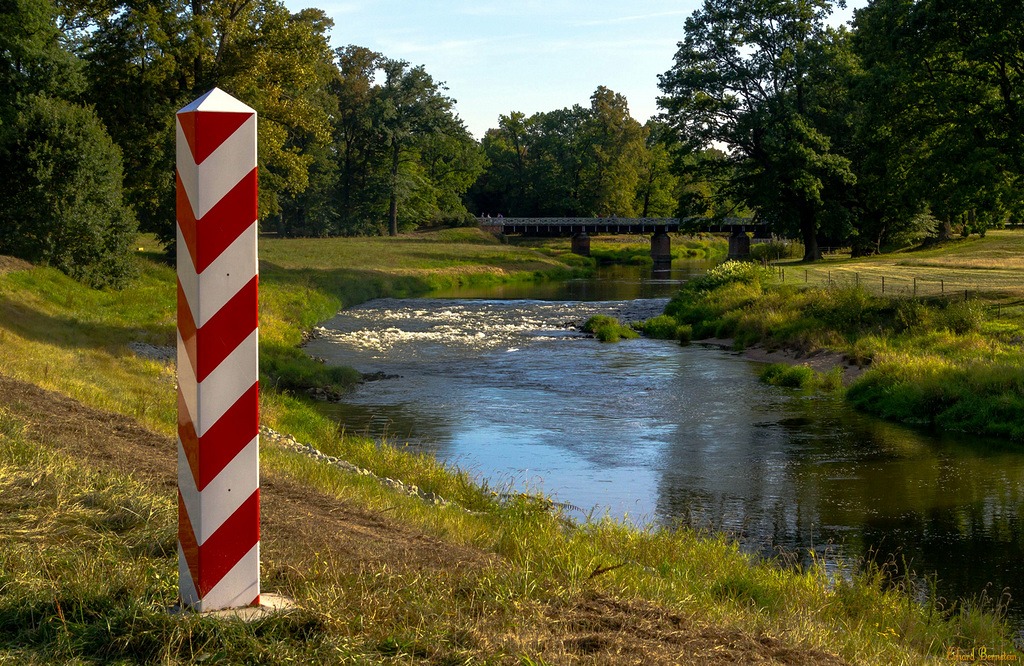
177,88,256,116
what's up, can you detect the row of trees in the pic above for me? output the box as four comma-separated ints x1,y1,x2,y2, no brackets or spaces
469,87,677,219
3,0,1022,283
657,0,1024,260
1,0,481,284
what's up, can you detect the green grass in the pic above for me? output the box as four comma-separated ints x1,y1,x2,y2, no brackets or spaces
581,315,639,343
780,229,1024,299
642,247,1024,441
1,405,1016,664
0,231,1020,663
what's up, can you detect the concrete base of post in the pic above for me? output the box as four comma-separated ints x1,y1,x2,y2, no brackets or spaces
571,232,591,256
169,593,296,621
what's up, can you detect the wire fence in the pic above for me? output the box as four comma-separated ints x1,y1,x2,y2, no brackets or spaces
769,265,1024,316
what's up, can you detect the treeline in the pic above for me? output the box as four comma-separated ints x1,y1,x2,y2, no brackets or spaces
2,0,1022,285
1,0,482,285
469,88,683,220
657,0,1024,260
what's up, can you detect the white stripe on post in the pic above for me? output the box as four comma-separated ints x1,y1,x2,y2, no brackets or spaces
176,87,260,612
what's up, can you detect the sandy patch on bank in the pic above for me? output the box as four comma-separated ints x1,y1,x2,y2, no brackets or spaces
697,338,867,385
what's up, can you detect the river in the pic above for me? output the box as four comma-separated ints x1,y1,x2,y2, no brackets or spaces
303,260,1024,631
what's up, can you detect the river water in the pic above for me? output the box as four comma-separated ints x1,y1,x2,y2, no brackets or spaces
304,261,1024,629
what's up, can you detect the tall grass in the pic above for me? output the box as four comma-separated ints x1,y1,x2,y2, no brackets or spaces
1,234,1019,662
642,259,1024,441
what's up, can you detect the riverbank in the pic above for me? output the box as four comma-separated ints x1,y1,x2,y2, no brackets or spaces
644,252,1024,441
0,232,1018,663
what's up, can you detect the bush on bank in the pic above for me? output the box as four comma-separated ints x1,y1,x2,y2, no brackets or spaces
643,261,1024,441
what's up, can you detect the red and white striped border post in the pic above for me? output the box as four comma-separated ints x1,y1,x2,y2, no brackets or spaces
176,88,260,611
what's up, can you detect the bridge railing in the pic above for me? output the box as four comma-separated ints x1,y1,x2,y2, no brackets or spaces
480,216,762,228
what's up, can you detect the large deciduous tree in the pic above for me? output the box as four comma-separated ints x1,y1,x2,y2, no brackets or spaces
658,0,855,261
853,0,1024,239
0,0,137,286
84,0,335,246
374,59,457,236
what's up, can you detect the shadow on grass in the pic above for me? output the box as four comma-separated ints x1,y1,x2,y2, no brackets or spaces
0,296,175,353
0,594,334,664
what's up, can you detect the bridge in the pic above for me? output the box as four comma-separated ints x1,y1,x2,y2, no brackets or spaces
479,217,768,261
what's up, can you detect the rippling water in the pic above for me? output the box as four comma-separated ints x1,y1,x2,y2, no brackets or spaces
304,265,1024,631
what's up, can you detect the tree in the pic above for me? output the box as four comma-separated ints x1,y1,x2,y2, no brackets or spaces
470,87,648,218
852,0,1024,240
83,0,335,246
0,0,137,286
580,86,645,216
374,59,456,236
1,0,84,116
658,0,855,261
0,95,137,287
634,121,679,217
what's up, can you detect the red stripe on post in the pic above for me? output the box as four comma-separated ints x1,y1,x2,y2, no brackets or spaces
178,382,259,492
178,111,252,165
177,279,198,380
176,168,257,274
178,489,200,589
195,276,258,382
194,489,260,597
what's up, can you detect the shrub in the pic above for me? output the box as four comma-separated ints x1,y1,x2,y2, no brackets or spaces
637,315,679,339
582,315,638,343
804,286,881,334
759,363,816,389
749,240,797,262
893,298,931,332
941,300,985,335
637,315,692,344
0,95,137,288
685,260,773,292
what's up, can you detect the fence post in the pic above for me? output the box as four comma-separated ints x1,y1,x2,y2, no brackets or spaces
881,276,885,293
913,277,917,297
176,88,260,612
941,280,944,294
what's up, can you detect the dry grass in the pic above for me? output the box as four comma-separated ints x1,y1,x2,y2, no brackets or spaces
781,230,1024,299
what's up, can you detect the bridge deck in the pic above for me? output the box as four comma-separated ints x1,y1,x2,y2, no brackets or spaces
481,217,764,234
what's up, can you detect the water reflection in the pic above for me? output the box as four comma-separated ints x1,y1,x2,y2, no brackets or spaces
306,262,1024,630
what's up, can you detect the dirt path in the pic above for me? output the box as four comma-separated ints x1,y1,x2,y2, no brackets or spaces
0,373,848,664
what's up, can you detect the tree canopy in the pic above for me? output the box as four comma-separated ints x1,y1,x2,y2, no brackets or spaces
4,0,1023,282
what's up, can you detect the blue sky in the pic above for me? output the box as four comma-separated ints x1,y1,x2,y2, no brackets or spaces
287,1,867,139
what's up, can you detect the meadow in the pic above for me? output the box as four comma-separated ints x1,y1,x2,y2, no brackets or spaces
0,229,1018,663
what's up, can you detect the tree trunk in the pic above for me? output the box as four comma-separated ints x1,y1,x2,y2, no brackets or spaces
800,212,820,262
936,218,954,241
388,144,399,237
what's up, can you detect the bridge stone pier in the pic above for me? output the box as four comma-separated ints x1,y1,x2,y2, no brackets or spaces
650,227,672,265
728,229,751,260
482,217,766,261
570,231,591,256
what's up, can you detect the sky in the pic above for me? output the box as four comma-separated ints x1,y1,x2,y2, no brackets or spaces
284,0,868,140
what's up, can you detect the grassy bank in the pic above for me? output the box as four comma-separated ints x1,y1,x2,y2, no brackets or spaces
0,230,1018,663
642,239,1024,442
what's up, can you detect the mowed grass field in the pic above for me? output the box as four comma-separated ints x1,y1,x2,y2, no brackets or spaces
786,230,1024,301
